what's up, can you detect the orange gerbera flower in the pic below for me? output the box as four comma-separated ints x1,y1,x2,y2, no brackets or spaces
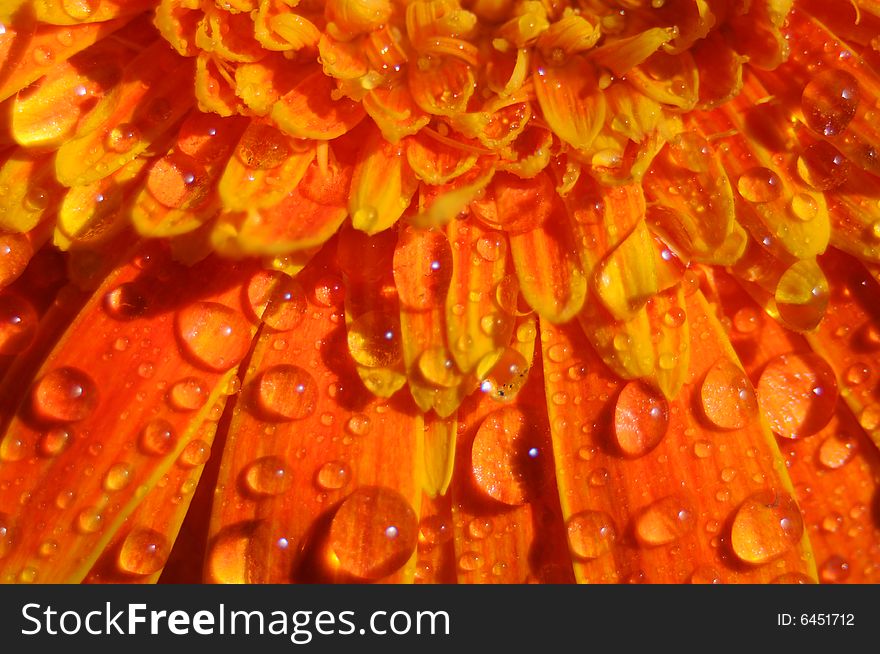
0,0,878,585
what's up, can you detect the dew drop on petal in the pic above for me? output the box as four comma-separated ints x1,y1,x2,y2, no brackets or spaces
613,381,669,457
478,347,529,401
316,460,351,490
103,282,148,319
757,352,838,439
255,364,318,421
178,439,211,468
207,522,257,583
246,271,307,332
77,506,103,534
419,515,452,547
0,294,37,355
328,487,418,580
700,357,757,430
0,233,32,288
634,495,696,546
32,367,98,423
737,167,782,203
417,347,459,388
819,555,850,583
243,456,292,497
471,407,537,505
797,141,850,190
818,433,857,470
118,528,170,576
730,490,804,565
139,419,177,456
169,377,208,411
103,463,132,492
347,311,402,368
566,511,617,560
39,427,72,457
176,301,250,372
801,69,860,137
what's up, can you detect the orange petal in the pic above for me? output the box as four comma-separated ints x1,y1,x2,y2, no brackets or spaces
271,68,366,140
543,289,815,583
349,127,418,234
0,246,260,582
206,249,424,583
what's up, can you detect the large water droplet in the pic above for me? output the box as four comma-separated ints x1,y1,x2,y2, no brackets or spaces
757,352,838,439
700,357,758,430
39,427,72,457
801,69,860,137
246,271,307,332
118,528,169,576
0,294,37,355
478,347,529,401
255,364,317,421
634,495,696,546
176,301,250,372
797,141,850,190
566,510,617,559
32,367,98,423
243,456,292,497
471,407,538,505
730,490,803,564
347,311,402,368
328,487,418,580
0,233,32,288
613,381,669,457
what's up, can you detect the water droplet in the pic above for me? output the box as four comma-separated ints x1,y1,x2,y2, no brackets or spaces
316,460,351,490
347,311,402,368
635,495,696,546
237,124,290,169
476,233,506,262
732,306,761,334
690,566,723,584
458,551,482,571
176,302,250,372
797,141,850,190
77,507,103,534
771,572,816,584
818,433,857,469
802,69,860,136
328,486,417,579
471,407,537,505
206,522,256,583
737,167,783,203
313,275,344,307
345,413,371,436
467,518,493,540
478,347,529,401
613,381,669,457
118,528,169,576
139,419,177,456
819,555,850,583
39,427,72,457
103,463,132,491
419,515,452,547
243,456,292,497
859,403,880,431
417,347,459,388
32,367,98,423
178,439,211,467
393,227,453,310
700,357,757,430
757,352,838,439
255,364,317,421
246,271,307,332
104,282,148,319
105,123,141,154
169,377,208,411
0,294,37,355
566,511,617,559
844,362,870,386
730,490,803,564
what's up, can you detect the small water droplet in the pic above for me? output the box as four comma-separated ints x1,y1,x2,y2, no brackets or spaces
169,377,208,411
139,419,177,456
757,352,838,439
737,167,783,203
316,460,351,490
0,294,37,355
700,357,757,430
613,381,669,457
